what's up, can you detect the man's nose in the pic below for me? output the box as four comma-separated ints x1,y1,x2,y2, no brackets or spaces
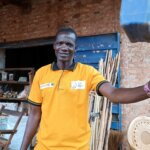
61,43,68,50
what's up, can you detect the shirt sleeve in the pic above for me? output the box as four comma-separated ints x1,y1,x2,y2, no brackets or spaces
28,69,43,106
88,66,107,91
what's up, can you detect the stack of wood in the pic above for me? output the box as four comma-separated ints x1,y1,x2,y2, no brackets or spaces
89,50,120,150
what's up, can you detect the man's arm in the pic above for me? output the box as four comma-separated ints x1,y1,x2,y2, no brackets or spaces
99,82,150,104
21,104,41,150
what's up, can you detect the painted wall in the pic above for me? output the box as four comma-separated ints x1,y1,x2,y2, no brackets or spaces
0,0,150,149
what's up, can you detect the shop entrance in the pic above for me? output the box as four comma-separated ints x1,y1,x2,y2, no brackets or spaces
5,44,56,70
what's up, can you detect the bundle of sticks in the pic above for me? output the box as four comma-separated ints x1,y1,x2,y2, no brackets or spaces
89,50,120,150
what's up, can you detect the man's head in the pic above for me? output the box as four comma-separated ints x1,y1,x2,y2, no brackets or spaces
53,27,77,63
55,27,77,42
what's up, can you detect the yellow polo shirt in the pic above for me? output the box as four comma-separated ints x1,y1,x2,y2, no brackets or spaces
28,62,107,150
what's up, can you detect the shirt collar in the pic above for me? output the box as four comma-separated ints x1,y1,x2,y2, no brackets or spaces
51,61,77,71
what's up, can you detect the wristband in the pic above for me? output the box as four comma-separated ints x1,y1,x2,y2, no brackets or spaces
144,82,150,97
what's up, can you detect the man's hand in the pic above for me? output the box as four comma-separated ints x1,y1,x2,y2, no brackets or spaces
144,81,150,97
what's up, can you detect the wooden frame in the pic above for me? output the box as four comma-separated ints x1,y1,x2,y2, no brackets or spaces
0,105,25,150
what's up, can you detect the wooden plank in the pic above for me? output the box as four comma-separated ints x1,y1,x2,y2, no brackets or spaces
0,81,30,85
0,68,34,71
0,98,28,103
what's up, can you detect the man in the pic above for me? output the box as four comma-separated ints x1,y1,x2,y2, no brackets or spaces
21,27,150,150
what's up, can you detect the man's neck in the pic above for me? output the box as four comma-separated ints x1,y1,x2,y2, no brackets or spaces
57,60,73,70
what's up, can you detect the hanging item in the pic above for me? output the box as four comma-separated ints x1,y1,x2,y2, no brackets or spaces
120,0,150,42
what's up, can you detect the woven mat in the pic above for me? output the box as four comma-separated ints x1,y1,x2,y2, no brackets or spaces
127,116,150,150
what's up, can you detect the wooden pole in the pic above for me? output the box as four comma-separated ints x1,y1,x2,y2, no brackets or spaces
90,50,120,150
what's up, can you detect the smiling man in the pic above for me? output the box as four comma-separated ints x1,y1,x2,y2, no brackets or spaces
54,30,76,64
21,27,150,150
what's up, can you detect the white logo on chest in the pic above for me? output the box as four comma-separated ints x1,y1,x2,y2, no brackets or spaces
40,82,54,89
71,81,85,89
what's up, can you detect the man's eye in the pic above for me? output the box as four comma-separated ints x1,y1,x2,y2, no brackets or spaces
67,43,73,47
58,42,63,45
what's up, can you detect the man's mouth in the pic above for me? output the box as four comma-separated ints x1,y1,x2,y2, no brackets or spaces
59,53,69,57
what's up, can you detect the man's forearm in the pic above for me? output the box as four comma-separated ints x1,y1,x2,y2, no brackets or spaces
110,86,148,103
21,109,41,150
99,82,149,104
21,118,39,150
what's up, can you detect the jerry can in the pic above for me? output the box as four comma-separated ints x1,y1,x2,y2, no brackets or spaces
120,0,150,42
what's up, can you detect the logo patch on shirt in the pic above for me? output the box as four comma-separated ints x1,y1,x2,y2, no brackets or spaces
40,82,54,89
71,81,85,89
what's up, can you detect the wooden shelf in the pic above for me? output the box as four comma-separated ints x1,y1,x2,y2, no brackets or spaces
0,68,34,71
0,97,28,103
0,68,34,104
0,81,29,85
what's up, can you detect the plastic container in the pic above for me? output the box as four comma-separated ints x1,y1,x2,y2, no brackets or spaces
120,0,150,42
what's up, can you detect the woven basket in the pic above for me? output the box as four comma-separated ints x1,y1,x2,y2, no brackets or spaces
127,116,150,150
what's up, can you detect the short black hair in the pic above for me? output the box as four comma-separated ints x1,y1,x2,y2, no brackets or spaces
56,26,77,40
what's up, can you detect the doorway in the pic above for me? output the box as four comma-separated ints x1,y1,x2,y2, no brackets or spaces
5,45,56,70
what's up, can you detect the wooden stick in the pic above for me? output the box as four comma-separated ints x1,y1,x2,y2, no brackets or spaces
90,50,120,150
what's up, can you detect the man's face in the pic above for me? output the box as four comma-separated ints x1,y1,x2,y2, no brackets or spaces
53,32,76,62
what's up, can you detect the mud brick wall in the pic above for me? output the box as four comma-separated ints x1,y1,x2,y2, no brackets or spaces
0,0,119,42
